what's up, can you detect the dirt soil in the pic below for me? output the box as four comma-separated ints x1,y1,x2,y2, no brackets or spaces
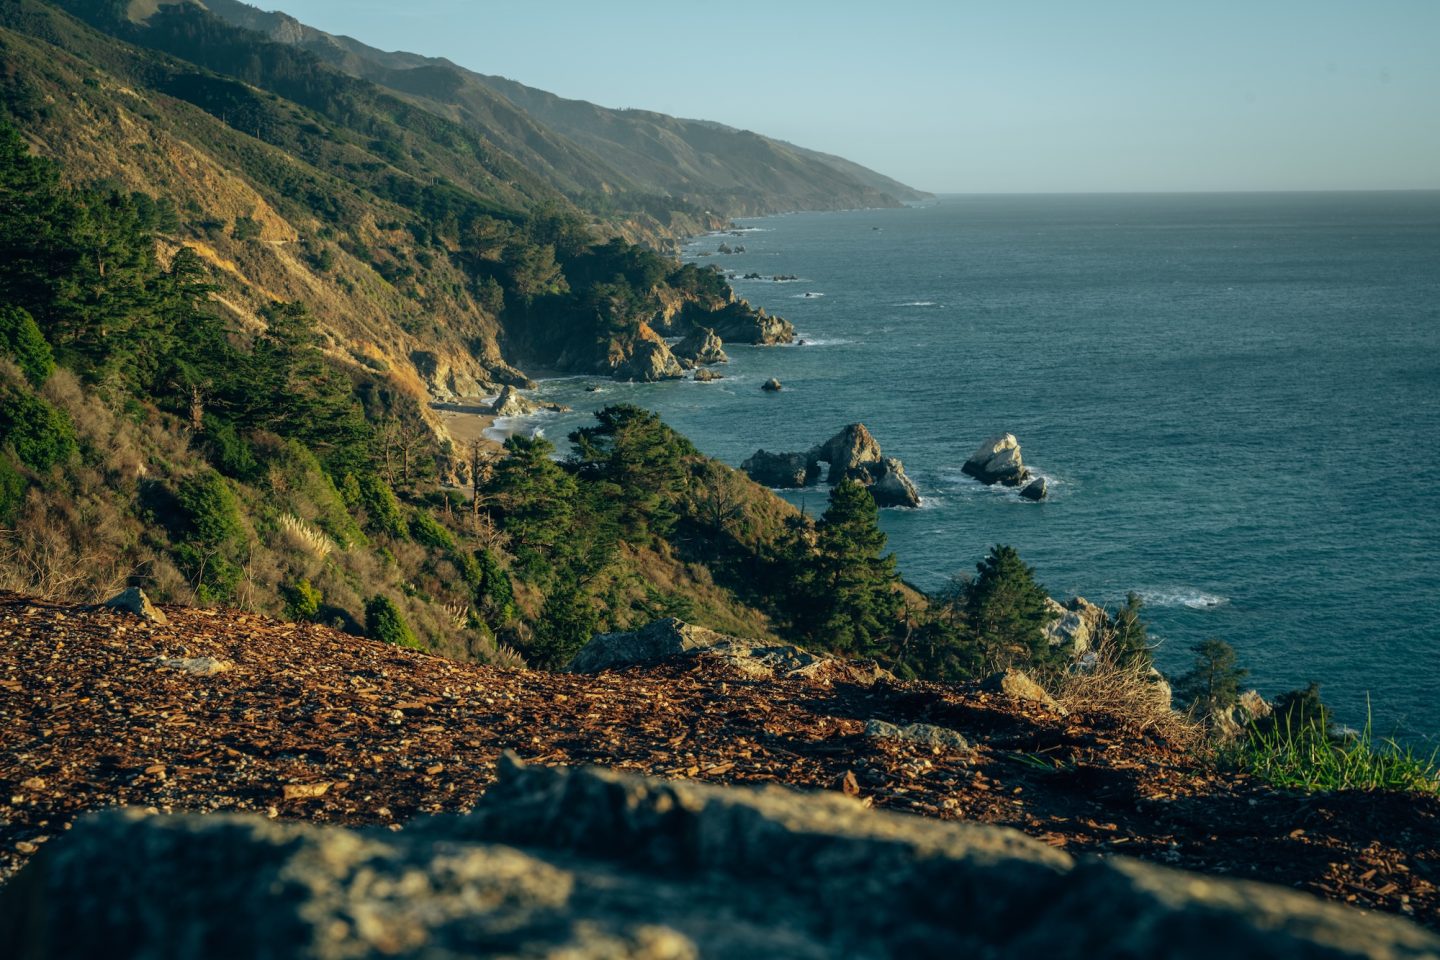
1,593,1435,929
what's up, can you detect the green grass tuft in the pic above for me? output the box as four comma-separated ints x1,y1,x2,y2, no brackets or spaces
1231,700,1440,795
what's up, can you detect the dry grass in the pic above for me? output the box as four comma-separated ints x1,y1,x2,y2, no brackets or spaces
1056,629,1203,750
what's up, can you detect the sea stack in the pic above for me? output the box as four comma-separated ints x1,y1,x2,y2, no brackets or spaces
761,378,783,392
962,434,1032,487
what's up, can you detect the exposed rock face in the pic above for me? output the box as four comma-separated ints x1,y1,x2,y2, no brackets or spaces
1019,476,1048,501
7,757,1434,960
865,718,972,752
408,349,488,401
681,300,795,345
760,377,783,392
981,669,1067,715
567,618,888,685
741,423,921,507
612,336,686,382
488,384,537,417
963,434,1032,487
693,368,724,382
739,450,817,488
672,326,728,367
102,587,166,624
810,423,883,483
1043,597,1105,657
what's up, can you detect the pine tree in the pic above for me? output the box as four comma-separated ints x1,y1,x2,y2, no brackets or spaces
1175,638,1248,720
964,544,1059,672
790,478,901,657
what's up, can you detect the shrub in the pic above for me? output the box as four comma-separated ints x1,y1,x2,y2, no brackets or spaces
176,471,243,549
0,454,25,524
231,216,262,241
409,510,455,550
365,593,421,649
1174,638,1247,721
282,577,323,621
358,474,406,538
0,306,55,385
0,388,77,471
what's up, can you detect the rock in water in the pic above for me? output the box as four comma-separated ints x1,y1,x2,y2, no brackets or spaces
1019,476,1048,501
102,587,167,625
963,434,1032,486
7,757,1434,960
672,327,728,367
741,423,921,507
612,337,685,382
740,450,817,488
488,384,537,417
869,456,922,508
693,368,724,382
761,378,783,392
808,423,883,483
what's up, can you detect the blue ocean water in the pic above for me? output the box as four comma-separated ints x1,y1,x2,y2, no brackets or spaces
517,193,1440,737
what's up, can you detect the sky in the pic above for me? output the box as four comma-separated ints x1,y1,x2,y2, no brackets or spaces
254,0,1440,194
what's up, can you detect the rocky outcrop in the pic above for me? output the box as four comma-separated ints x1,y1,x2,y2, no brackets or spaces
741,423,921,507
693,368,724,382
7,757,1434,960
567,618,889,685
739,450,817,488
963,433,1032,487
681,299,794,345
488,384,536,417
102,587,166,624
868,457,922,508
610,335,685,382
1042,597,1105,657
810,423,883,482
760,377,783,392
672,326,728,367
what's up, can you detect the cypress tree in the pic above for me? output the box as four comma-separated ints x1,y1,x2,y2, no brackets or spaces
964,544,1059,672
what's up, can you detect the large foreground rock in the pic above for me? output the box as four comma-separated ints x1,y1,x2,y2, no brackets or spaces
568,618,888,685
963,433,1032,486
682,299,795,345
488,384,536,417
4,757,1434,960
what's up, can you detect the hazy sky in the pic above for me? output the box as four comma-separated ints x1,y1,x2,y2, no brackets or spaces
255,0,1439,193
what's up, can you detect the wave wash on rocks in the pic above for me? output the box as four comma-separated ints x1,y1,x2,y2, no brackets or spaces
2,755,1436,960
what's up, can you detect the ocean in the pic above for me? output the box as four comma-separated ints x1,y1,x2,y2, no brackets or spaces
506,193,1440,738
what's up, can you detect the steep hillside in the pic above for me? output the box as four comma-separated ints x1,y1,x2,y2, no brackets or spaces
1,593,1437,935
195,0,931,224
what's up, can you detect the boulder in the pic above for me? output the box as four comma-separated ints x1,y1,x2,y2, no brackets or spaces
761,377,783,392
865,718,971,752
868,456,922,508
1019,476,1048,501
962,434,1032,487
693,368,724,382
102,587,166,625
1043,597,1105,657
672,327,728,367
567,618,888,686
740,449,817,488
156,656,233,677
488,384,537,417
981,669,1067,715
8,758,1434,960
